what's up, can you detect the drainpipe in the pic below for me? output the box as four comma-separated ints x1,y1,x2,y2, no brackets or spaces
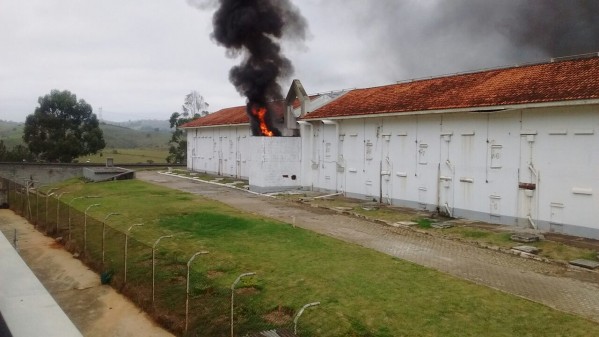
321,119,339,139
297,121,314,190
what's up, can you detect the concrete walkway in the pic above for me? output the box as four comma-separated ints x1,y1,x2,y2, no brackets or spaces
138,171,599,323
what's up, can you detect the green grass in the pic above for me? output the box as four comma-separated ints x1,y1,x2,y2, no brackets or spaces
39,179,599,336
78,148,169,164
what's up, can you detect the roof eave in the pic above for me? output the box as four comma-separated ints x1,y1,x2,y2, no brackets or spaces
301,98,599,121
180,122,250,130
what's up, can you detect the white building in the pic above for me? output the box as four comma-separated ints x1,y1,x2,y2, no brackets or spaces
183,55,599,238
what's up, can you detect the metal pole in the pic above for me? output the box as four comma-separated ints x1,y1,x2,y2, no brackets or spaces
101,212,121,265
231,272,256,337
68,196,100,241
293,302,320,335
83,204,101,254
152,235,173,304
185,251,209,333
56,192,70,234
124,223,143,284
44,188,58,230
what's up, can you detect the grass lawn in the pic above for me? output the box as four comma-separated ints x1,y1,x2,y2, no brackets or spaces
49,179,599,336
77,147,169,164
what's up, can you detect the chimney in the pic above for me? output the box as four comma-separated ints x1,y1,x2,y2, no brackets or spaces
285,79,309,130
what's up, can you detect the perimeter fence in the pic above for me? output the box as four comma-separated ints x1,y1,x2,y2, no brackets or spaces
3,178,330,337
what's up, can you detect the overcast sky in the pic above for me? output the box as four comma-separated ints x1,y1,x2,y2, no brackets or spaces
1,0,597,122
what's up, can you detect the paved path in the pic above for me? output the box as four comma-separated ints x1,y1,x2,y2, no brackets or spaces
139,171,599,323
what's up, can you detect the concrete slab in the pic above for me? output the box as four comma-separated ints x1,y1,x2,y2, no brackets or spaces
392,221,418,227
511,233,541,243
569,259,599,270
512,245,540,254
432,223,454,229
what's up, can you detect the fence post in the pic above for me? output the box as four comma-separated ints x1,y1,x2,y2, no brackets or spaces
83,204,101,254
152,235,173,304
294,302,320,335
124,223,143,284
185,251,209,333
102,213,121,265
56,192,70,234
231,272,256,337
44,188,58,230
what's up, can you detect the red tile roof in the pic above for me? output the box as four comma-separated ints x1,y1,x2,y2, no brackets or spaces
304,56,599,120
181,96,319,128
181,105,247,128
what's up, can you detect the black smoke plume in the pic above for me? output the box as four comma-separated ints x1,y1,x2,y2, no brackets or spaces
335,0,599,81
208,0,307,136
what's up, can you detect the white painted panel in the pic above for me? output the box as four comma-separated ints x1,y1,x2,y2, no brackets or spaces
527,105,599,232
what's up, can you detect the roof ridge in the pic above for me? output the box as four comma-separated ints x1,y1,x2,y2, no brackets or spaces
346,52,599,93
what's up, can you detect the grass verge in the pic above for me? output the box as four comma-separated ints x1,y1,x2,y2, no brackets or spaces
45,178,599,336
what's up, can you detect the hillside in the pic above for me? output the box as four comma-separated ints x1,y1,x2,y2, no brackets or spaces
113,119,171,132
0,120,25,147
99,122,171,149
0,120,172,149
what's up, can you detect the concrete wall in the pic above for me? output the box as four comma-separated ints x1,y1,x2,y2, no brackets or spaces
185,104,599,238
304,104,599,238
187,126,251,179
248,137,301,193
0,231,82,337
0,163,83,185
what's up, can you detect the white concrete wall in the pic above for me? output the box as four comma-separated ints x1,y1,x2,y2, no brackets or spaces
248,137,302,193
186,126,251,179
187,104,599,238
305,104,599,238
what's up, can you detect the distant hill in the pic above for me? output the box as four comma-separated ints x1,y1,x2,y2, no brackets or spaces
0,120,24,147
111,119,171,133
0,120,172,149
100,122,171,149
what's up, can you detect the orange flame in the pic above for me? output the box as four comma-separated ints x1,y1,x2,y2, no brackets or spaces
251,105,274,137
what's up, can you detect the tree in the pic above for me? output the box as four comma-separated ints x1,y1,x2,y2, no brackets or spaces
23,90,105,162
166,91,209,164
0,140,35,162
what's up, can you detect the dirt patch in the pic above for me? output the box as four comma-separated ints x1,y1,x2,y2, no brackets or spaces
263,305,294,325
236,286,260,295
48,240,64,249
207,270,225,279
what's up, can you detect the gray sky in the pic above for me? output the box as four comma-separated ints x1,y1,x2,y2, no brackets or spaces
1,0,597,122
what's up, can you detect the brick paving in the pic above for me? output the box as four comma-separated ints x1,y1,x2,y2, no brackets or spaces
139,171,599,323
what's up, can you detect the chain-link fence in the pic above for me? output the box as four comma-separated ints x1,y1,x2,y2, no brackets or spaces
3,178,332,337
